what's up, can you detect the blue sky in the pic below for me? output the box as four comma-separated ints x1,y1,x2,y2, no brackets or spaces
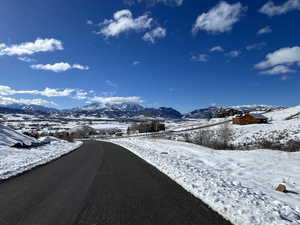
0,0,300,112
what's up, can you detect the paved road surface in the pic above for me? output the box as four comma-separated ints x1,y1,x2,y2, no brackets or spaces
0,141,232,225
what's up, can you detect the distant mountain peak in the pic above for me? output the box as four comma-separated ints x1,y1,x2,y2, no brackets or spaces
0,103,59,113
75,102,145,112
71,102,182,119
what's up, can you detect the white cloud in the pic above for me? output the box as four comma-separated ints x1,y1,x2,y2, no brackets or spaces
192,1,246,34
72,64,90,70
142,27,167,43
0,86,75,97
18,57,36,63
31,62,89,72
0,85,145,107
226,50,241,57
40,88,75,97
0,38,63,56
257,26,272,35
132,60,141,65
124,0,183,6
87,20,93,25
89,96,143,105
191,54,209,62
259,0,300,16
281,75,290,80
260,65,296,75
210,46,224,52
98,10,153,38
73,90,89,100
246,42,267,51
0,96,55,106
255,46,300,69
105,80,118,89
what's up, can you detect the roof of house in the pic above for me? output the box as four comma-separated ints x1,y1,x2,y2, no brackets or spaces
249,114,268,119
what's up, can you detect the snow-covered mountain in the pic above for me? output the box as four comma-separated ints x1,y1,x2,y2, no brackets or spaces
228,105,285,113
74,102,144,112
184,106,219,119
1,103,59,113
185,105,284,119
70,102,182,119
0,102,284,120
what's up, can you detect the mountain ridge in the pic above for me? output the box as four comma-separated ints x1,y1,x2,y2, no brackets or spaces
0,103,285,119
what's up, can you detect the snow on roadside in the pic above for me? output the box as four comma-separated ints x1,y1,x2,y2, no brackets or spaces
109,137,300,225
0,139,82,180
0,124,37,147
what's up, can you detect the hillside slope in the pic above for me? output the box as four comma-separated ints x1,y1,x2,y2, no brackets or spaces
0,125,37,147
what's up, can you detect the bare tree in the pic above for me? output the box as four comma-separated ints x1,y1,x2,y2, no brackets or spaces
218,123,232,148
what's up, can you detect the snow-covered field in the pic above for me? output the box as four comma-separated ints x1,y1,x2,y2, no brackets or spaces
230,106,300,147
230,119,300,147
170,106,300,149
1,115,131,134
109,138,300,225
165,118,229,131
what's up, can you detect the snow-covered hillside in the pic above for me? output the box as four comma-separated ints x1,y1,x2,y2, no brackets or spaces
265,105,300,121
0,124,37,147
0,139,82,180
175,105,300,149
109,138,300,225
0,124,82,180
230,105,300,148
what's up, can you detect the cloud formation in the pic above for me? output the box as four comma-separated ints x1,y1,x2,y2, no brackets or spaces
191,54,209,62
226,50,241,57
31,62,89,72
246,42,267,51
18,57,36,63
0,96,55,106
143,27,167,43
73,90,89,100
0,86,75,97
259,0,300,16
0,38,63,56
89,96,144,105
0,85,145,107
105,80,118,89
98,10,153,38
255,46,300,69
257,26,272,35
260,65,296,75
132,61,141,66
210,46,224,52
255,46,300,76
192,1,246,34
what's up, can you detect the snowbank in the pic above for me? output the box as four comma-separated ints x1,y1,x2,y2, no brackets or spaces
0,124,37,147
0,140,82,180
109,138,300,225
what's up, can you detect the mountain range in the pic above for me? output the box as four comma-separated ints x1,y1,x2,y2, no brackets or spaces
0,103,284,119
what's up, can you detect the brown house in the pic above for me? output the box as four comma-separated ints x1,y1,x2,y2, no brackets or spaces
233,114,268,125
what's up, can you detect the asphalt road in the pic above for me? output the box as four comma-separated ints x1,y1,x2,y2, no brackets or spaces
0,141,232,225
